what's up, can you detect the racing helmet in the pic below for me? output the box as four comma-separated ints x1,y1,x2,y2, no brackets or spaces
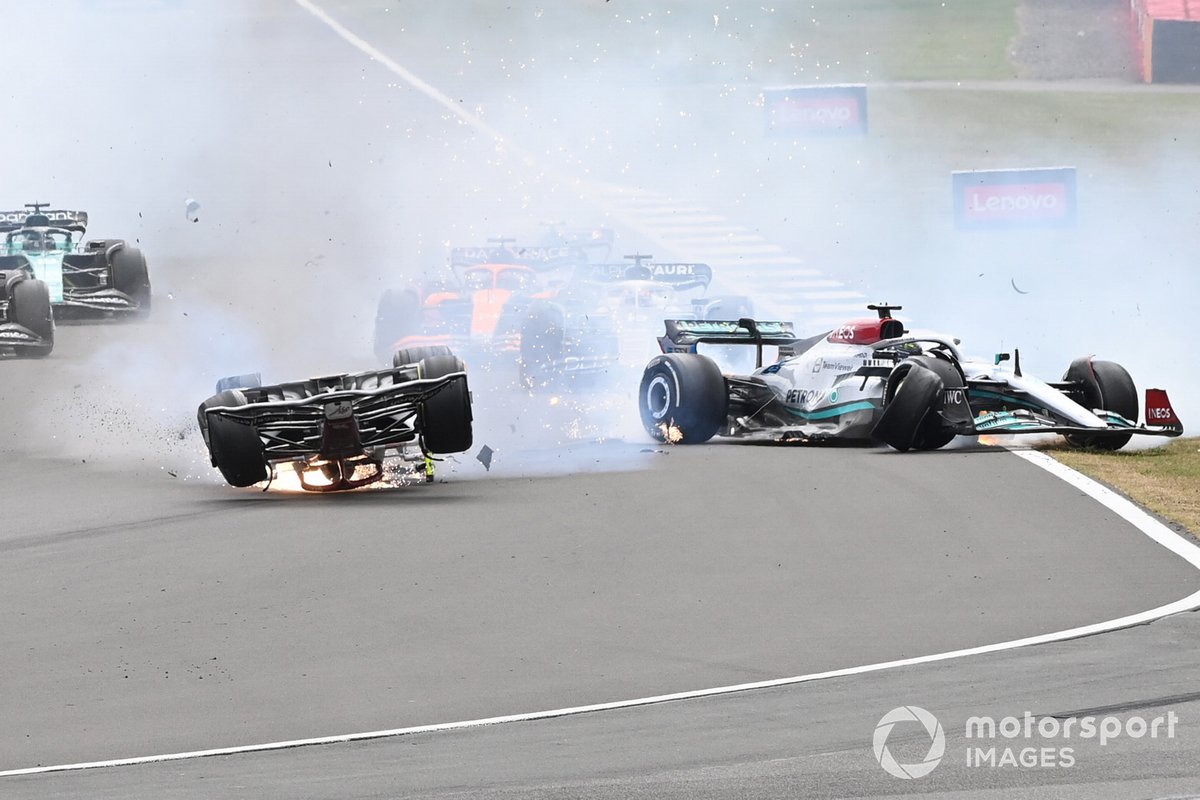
624,264,653,281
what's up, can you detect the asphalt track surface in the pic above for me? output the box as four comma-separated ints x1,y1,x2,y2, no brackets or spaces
4,318,1200,797
3,2,1200,797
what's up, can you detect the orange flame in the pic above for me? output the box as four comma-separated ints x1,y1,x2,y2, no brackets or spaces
658,422,684,444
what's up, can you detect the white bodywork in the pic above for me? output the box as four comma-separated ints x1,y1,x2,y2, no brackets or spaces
746,332,1116,437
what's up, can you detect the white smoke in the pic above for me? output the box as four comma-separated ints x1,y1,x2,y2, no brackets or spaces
2,0,1193,481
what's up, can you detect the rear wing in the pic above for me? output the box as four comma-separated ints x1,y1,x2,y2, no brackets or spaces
449,243,588,271
579,261,713,292
0,209,88,233
659,318,798,369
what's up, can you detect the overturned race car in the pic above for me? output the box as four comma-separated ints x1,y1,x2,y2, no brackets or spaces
0,203,151,319
638,305,1183,451
198,349,473,491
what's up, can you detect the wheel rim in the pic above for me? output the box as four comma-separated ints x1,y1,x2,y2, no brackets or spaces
645,374,672,421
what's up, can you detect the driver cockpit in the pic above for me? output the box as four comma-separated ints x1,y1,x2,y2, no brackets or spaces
495,268,534,292
8,230,65,253
462,268,493,291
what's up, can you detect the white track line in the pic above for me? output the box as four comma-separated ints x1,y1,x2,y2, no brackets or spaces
4,449,1198,777
291,0,522,160
287,1,847,316
1010,449,1200,567
289,0,832,316
18,0,1177,781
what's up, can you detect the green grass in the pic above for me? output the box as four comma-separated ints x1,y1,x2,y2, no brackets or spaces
308,0,1200,294
1044,438,1200,537
321,0,1021,84
678,83,1200,281
766,0,1021,81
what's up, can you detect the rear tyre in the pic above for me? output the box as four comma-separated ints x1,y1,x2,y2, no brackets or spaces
639,353,727,444
1063,358,1137,451
872,361,947,452
197,390,268,487
393,345,453,369
374,289,421,363
111,246,152,318
215,373,262,393
417,354,473,454
10,278,54,358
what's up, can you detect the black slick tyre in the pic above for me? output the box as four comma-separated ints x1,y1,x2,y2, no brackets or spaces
110,245,152,318
1063,358,1137,451
393,345,453,369
907,355,963,451
873,361,947,452
198,390,268,487
10,278,54,358
417,354,473,454
638,353,727,444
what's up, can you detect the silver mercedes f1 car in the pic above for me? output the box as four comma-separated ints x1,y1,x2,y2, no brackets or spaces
638,304,1183,451
198,348,472,490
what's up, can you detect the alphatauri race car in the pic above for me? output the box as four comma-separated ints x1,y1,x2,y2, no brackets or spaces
572,254,754,367
198,349,473,491
638,305,1183,451
374,239,619,389
0,203,151,319
0,262,54,357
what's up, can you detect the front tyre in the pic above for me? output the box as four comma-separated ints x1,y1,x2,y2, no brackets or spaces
872,361,950,452
10,278,54,358
417,354,473,454
638,353,727,444
197,390,268,487
906,355,963,451
1063,358,1137,451
111,246,152,318
393,345,453,369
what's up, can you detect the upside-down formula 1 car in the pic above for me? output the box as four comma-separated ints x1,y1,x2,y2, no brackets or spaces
0,203,151,319
197,349,473,491
637,304,1183,451
373,239,619,389
0,261,54,357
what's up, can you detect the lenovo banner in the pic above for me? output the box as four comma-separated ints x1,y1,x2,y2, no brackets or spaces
763,85,868,137
953,167,1077,229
